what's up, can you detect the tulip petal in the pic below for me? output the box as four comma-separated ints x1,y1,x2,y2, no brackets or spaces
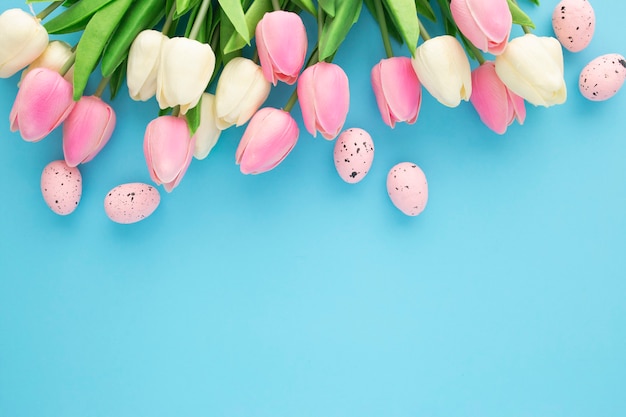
312,63,349,140
380,57,421,126
0,9,49,78
144,116,191,184
297,66,318,137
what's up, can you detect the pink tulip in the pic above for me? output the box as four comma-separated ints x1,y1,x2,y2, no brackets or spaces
470,61,526,134
450,0,512,55
144,116,195,192
371,57,422,128
62,96,116,167
9,67,75,142
236,107,299,175
297,62,349,140
255,11,307,85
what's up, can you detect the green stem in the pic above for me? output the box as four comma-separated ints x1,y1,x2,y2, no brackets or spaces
94,76,111,98
161,3,177,35
59,51,76,77
284,89,298,112
172,106,181,117
373,0,393,58
271,0,281,11
189,0,210,40
36,1,63,20
522,25,532,34
317,7,324,61
252,48,259,64
418,19,431,42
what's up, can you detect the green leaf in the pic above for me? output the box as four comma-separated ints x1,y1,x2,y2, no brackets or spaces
434,0,458,36
319,0,362,61
318,0,336,17
108,58,127,100
176,0,201,18
290,0,317,16
507,0,536,29
218,0,250,44
415,0,436,22
101,0,166,78
185,96,203,135
73,0,133,100
383,0,419,54
223,0,272,55
43,0,116,34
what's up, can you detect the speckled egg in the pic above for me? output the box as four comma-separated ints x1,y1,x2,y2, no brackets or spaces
579,54,626,101
104,183,160,224
333,128,375,184
40,160,82,215
552,0,595,52
387,162,428,216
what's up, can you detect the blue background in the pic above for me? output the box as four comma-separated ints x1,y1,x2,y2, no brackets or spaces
1,1,625,416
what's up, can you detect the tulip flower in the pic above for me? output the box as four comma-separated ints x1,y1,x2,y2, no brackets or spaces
63,96,116,167
450,0,512,55
470,62,525,134
0,8,48,78
297,62,350,140
9,67,75,142
255,11,307,85
495,34,567,107
20,40,74,84
236,107,299,175
156,37,215,115
144,116,195,192
411,35,472,108
193,93,221,160
371,57,422,128
127,29,166,101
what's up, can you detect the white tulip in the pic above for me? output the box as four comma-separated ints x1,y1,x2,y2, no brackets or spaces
156,37,215,115
192,93,221,160
127,30,166,101
0,8,49,78
411,35,472,107
495,34,566,107
20,40,74,84
215,57,271,130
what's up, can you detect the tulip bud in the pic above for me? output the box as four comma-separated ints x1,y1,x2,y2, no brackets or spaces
156,37,215,115
236,107,299,175
255,11,308,85
470,62,525,134
127,30,166,101
297,62,350,140
371,57,422,128
192,93,221,160
20,40,74,84
63,96,116,166
214,57,271,130
10,67,75,142
0,8,48,78
144,116,195,192
495,34,567,107
450,0,512,55
411,35,472,108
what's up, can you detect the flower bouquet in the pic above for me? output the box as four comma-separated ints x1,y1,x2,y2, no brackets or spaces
1,0,624,222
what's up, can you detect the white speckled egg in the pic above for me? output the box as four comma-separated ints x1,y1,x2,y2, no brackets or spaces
104,183,160,224
387,162,428,216
333,128,374,183
40,160,82,215
579,54,626,101
552,0,595,52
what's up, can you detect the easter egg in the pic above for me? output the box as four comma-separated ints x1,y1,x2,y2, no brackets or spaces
552,0,595,52
333,128,375,183
579,54,626,101
387,162,428,216
40,160,82,215
104,183,160,224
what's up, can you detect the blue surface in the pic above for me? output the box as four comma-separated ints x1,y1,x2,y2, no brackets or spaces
1,1,626,416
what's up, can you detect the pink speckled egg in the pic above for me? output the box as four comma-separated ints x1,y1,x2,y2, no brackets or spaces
333,128,374,183
552,0,595,52
579,54,626,101
40,160,82,215
387,162,428,216
104,183,160,224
